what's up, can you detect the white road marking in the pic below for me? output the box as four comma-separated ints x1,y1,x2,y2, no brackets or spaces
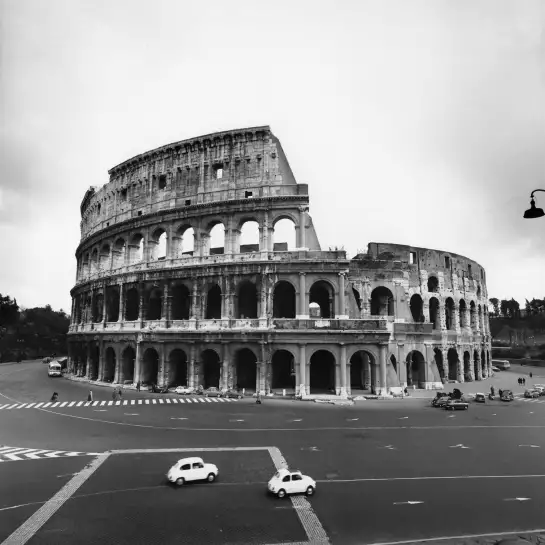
59,402,68,407
170,417,188,420
504,497,531,501
393,501,424,505
138,400,142,404
75,402,83,407
67,402,75,407
26,403,36,409
230,419,245,422
92,401,99,406
94,410,107,412
115,401,121,406
178,399,185,403
398,417,408,420
292,419,303,422
14,404,27,409
519,445,540,448
3,454,24,461
198,398,205,403
84,402,91,407
530,412,534,414
211,398,218,402
449,444,470,449
124,413,139,416
34,403,44,408
218,398,225,402
23,451,52,460
158,400,164,404
122,400,128,405
171,399,178,403
165,399,171,404
0,404,10,410
318,474,545,484
51,402,60,407
205,398,212,402
447,415,456,418
347,418,359,421
131,400,135,405
145,400,149,404
152,400,157,404
100,401,106,406
382,445,396,450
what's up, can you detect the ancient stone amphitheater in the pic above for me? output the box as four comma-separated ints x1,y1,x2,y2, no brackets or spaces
68,126,492,397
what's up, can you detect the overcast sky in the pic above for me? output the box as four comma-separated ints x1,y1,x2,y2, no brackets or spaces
1,0,544,313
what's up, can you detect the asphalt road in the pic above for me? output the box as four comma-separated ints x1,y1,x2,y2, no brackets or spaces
2,360,545,545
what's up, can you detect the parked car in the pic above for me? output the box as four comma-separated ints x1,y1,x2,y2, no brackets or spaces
533,385,545,396
149,384,169,394
220,389,243,399
202,387,222,398
166,457,218,486
432,393,450,407
267,468,316,498
524,389,541,399
474,393,486,403
444,399,469,411
174,386,196,395
500,389,514,402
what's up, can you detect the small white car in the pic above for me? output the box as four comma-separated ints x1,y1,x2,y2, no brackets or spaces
166,457,218,486
267,468,316,498
174,385,195,395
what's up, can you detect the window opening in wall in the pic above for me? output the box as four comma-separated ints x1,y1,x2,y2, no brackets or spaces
273,281,296,318
352,288,362,311
209,223,225,255
158,174,167,190
409,251,417,264
97,204,101,215
185,200,191,206
215,167,223,179
427,276,439,292
273,218,296,251
121,188,127,200
245,191,253,198
179,227,194,256
444,256,451,268
467,264,472,277
138,211,142,216
240,221,260,253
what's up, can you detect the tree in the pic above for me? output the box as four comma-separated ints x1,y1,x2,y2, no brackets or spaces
489,298,500,316
0,294,20,327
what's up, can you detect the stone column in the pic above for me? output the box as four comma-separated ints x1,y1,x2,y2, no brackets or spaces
158,344,166,387
259,274,268,320
138,284,146,327
338,273,347,319
134,340,142,384
222,343,230,390
468,351,475,381
190,282,199,320
456,352,464,382
363,356,371,389
378,344,388,395
298,207,306,248
189,344,196,388
98,342,106,381
259,361,266,394
118,283,125,323
297,273,308,319
340,344,347,397
439,302,447,331
298,344,306,396
85,343,92,378
102,284,107,326
441,348,449,381
453,302,460,333
163,281,171,326
221,275,230,320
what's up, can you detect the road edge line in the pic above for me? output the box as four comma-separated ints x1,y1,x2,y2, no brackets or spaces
0,453,110,545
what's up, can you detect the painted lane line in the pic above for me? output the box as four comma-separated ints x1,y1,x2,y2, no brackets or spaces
2,453,110,545
504,497,531,501
381,445,396,450
94,410,107,412
170,417,188,420
530,412,534,414
230,419,245,422
124,413,139,416
347,418,359,421
317,474,545,484
67,402,75,407
292,419,303,422
449,444,470,449
398,417,408,420
447,415,456,418
519,445,540,448
393,501,424,505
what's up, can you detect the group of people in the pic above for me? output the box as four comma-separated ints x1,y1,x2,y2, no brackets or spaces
518,377,527,386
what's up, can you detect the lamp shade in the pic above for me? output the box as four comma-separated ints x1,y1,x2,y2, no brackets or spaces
523,198,545,219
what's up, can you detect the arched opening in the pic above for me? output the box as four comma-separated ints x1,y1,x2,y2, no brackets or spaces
410,294,424,322
473,350,480,380
406,351,425,388
470,301,477,330
477,285,482,298
205,284,222,319
172,284,190,320
209,223,225,255
445,298,455,330
121,346,135,383
273,281,296,318
142,348,159,386
146,287,163,320
106,286,120,322
128,234,144,263
370,286,394,316
273,218,296,251
104,347,116,382
427,276,439,292
177,227,195,257
240,220,260,253
112,238,126,269
125,288,139,321
309,281,334,319
235,348,257,391
310,350,335,394
459,299,467,328
99,244,110,271
90,345,99,380
434,348,444,381
350,351,375,392
202,349,220,389
168,349,187,387
92,293,103,323
237,280,257,318
429,297,439,329
463,351,471,381
447,348,459,380
150,229,167,260
271,350,295,390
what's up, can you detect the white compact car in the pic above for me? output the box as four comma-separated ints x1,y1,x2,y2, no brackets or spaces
166,457,218,486
174,386,195,395
267,468,316,498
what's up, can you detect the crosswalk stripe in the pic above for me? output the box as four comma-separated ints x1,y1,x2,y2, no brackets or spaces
59,402,68,407
35,402,44,408
0,448,27,454
108,401,113,406
152,400,157,404
0,447,17,453
115,401,121,406
84,402,91,406
15,403,28,409
145,400,149,404
159,399,164,404
131,400,135,405
4,454,24,461
0,404,10,410
76,401,83,407
92,401,99,406
6,404,19,409
204,398,212,402
198,398,205,403
51,402,60,407
218,398,225,402
43,402,53,408
138,400,142,404
67,402,75,407
212,398,219,402
166,399,171,403
123,400,128,405
178,399,185,403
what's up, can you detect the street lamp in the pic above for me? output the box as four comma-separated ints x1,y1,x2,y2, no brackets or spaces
523,189,545,219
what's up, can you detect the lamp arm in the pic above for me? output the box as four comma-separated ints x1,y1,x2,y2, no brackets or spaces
530,189,545,198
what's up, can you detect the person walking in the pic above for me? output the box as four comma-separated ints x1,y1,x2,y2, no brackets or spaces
112,389,118,402
530,372,533,379
118,387,123,399
136,381,141,392
87,390,93,402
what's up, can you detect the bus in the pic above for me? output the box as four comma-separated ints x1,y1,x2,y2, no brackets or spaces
48,361,62,377
492,359,511,371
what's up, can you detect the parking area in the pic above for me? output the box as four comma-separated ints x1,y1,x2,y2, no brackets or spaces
25,449,313,545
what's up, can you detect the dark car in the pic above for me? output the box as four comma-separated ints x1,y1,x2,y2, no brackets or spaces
524,389,540,399
202,387,222,398
221,389,243,399
500,389,514,402
444,399,469,411
474,393,486,403
432,393,450,407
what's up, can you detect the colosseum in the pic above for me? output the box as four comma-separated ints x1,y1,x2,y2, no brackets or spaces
67,125,492,398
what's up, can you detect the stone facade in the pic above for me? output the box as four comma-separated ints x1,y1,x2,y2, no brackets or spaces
67,126,492,396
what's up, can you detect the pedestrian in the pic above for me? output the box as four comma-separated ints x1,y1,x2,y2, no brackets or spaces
523,378,526,386
499,389,503,398
136,381,141,392
490,386,495,396
530,372,533,379
118,387,123,399
112,389,117,401
87,390,93,402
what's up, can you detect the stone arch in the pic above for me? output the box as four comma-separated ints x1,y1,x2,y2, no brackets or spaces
463,351,471,381
406,350,425,388
168,349,187,387
208,222,225,255
99,244,110,271
478,305,483,330
371,286,394,316
106,286,120,322
273,280,296,318
171,283,190,320
271,349,295,390
447,348,459,380
125,287,139,321
427,276,439,292
310,350,336,394
445,297,455,330
273,217,296,251
410,294,424,322
237,280,257,319
142,348,159,385
429,297,440,329
235,348,258,391
239,220,260,253
82,253,90,277
121,346,135,383
176,225,195,257
434,348,444,381
459,299,467,328
104,347,116,382
201,349,221,389
477,285,482,298
349,350,376,393
112,238,126,269
146,286,163,320
206,284,222,319
128,234,144,263
150,228,167,260
309,280,335,318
